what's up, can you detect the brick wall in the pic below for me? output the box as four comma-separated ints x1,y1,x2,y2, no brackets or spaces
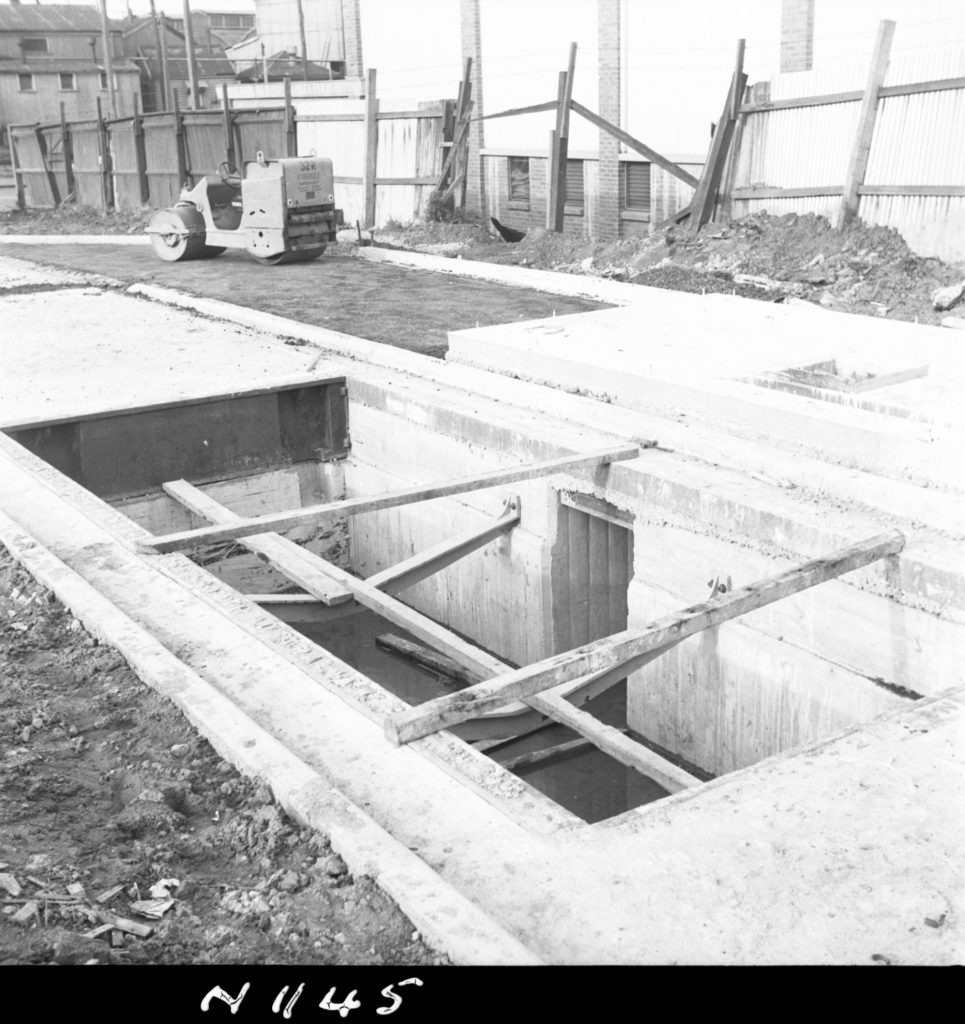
460,0,485,213
780,0,814,73
342,0,364,79
596,0,621,241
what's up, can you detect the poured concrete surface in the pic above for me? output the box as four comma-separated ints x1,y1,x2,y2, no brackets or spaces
1,253,963,964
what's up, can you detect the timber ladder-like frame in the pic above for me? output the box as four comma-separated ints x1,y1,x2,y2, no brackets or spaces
139,445,905,796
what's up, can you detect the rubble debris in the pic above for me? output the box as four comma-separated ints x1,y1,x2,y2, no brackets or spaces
0,873,21,897
931,281,964,311
53,931,109,964
12,901,39,925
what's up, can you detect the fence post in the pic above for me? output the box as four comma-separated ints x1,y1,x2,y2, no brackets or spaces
173,90,188,187
551,43,577,231
834,19,895,230
362,68,378,227
34,125,61,208
222,83,236,167
7,126,25,210
60,102,75,202
283,76,296,157
133,92,149,205
96,97,114,211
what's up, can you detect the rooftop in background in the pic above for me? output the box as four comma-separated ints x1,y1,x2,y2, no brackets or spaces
0,4,108,33
235,51,345,83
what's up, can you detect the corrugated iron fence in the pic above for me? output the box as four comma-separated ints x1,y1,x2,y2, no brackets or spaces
727,43,965,261
7,92,294,213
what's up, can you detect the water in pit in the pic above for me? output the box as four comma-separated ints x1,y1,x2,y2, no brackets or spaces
296,609,670,823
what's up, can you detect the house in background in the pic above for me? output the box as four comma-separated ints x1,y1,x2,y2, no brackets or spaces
0,2,140,133
118,15,238,112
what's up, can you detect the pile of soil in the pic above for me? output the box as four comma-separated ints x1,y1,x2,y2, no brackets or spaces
382,211,965,327
0,549,446,967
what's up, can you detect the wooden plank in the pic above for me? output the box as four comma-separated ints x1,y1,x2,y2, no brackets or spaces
588,513,610,642
138,445,639,554
567,502,590,645
739,76,965,115
366,499,520,595
835,20,895,230
162,483,638,744
163,480,353,606
363,68,379,227
375,634,478,687
858,185,965,198
569,100,700,189
385,530,905,745
522,696,701,793
60,102,75,200
7,126,26,210
688,60,748,233
497,735,604,772
480,100,558,121
252,594,362,626
165,482,511,679
34,125,61,207
733,186,844,199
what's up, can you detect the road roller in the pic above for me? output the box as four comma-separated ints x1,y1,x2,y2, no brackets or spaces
146,152,338,265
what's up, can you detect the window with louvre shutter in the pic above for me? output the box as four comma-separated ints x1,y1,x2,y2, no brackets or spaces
621,163,651,213
565,159,584,209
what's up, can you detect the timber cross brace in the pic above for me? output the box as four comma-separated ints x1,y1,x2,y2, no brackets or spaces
383,531,906,778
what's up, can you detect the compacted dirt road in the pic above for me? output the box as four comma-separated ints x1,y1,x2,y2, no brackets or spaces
0,242,605,358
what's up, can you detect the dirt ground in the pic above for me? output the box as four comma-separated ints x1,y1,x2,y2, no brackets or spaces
5,204,962,328
0,550,446,967
0,214,605,360
379,211,965,328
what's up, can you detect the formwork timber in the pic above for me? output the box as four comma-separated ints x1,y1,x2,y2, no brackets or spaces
0,251,962,964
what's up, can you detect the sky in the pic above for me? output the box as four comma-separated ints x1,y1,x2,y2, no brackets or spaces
19,0,965,154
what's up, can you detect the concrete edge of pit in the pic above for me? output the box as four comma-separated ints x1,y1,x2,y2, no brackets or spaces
0,510,543,966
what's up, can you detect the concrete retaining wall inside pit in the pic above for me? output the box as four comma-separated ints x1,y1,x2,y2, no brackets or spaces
345,402,558,668
622,518,947,776
343,380,961,788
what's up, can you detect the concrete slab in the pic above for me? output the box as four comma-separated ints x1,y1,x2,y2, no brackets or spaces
2,252,962,964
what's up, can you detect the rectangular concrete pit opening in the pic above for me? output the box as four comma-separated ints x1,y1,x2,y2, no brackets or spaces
1,375,932,829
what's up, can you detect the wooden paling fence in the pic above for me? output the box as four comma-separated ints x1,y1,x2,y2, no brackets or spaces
7,83,295,213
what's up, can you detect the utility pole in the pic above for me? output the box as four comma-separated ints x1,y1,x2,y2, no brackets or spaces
98,0,117,118
148,0,170,112
296,0,310,82
182,0,200,109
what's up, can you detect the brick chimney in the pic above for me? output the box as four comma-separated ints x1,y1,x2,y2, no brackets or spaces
460,0,485,213
781,0,815,72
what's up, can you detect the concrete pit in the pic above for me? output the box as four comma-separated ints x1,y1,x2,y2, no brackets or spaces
1,250,962,964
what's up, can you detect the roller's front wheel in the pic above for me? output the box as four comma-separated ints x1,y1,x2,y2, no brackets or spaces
147,207,208,262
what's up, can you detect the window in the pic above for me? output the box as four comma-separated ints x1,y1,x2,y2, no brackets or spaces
20,37,49,53
99,70,108,90
17,73,34,92
508,157,530,207
59,72,76,91
565,159,584,210
621,162,651,214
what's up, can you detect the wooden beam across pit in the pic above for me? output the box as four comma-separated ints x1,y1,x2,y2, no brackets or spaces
385,530,905,746
138,445,639,555
161,480,700,787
